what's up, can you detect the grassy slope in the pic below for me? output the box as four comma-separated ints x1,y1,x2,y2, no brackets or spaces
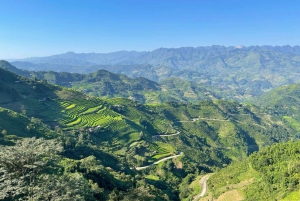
203,140,300,201
0,68,170,200
0,107,57,145
255,84,300,133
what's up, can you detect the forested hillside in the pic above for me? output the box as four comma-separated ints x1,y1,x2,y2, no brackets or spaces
255,84,300,132
0,69,173,200
201,140,300,201
0,60,239,103
0,68,298,200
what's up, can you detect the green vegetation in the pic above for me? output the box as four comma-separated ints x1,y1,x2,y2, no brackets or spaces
1,65,300,200
206,140,300,201
0,61,229,104
255,84,300,134
0,107,56,146
0,137,169,200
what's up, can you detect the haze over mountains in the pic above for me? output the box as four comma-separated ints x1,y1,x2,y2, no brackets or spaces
11,45,300,66
10,45,300,100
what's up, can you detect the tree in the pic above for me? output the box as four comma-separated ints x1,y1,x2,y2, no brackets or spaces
0,137,95,200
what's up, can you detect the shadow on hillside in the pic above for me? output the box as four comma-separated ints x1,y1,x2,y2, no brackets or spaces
63,144,134,175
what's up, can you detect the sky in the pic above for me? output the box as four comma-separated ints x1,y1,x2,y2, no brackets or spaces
1,0,300,59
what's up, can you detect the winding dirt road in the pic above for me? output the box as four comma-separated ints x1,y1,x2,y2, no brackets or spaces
193,173,214,200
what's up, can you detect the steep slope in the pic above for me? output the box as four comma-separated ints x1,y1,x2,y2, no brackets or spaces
0,60,30,77
0,110,170,200
0,67,85,117
0,69,299,200
255,84,300,131
0,68,296,164
0,69,173,200
201,140,300,201
0,107,56,142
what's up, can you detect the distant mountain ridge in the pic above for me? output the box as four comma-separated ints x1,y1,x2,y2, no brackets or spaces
12,50,147,66
10,45,300,99
0,60,228,103
11,45,300,66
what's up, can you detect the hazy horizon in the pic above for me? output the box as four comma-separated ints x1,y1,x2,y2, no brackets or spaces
5,44,300,61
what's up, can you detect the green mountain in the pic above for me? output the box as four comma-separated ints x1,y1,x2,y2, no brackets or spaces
202,140,300,201
0,60,30,77
41,71,226,103
0,68,299,200
0,60,235,103
0,107,57,143
31,69,162,102
0,67,297,167
254,84,300,131
0,68,172,200
0,109,169,200
11,46,300,99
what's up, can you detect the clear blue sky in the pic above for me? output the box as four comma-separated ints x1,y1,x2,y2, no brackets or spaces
1,0,300,59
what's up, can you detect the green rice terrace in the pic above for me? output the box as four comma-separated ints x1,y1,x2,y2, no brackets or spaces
2,91,297,170
58,100,123,129
0,68,299,170
53,98,182,166
57,99,298,168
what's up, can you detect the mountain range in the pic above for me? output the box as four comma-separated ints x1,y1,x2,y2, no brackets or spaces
0,60,234,103
2,46,300,200
10,45,300,100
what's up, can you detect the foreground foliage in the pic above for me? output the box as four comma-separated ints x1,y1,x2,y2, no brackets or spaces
0,138,95,200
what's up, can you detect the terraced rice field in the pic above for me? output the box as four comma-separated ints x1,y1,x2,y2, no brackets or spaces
150,143,175,159
58,99,127,130
57,99,178,165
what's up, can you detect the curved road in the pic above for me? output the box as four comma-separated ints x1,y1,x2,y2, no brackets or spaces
152,131,180,137
135,152,183,170
177,117,229,123
194,173,213,200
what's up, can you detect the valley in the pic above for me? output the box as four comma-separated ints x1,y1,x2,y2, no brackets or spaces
1,49,300,200
2,0,300,199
